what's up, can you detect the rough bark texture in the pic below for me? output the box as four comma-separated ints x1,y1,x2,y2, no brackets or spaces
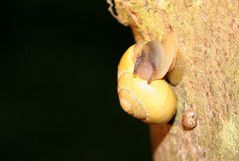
109,0,239,160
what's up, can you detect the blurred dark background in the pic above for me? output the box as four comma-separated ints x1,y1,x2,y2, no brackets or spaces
0,0,151,161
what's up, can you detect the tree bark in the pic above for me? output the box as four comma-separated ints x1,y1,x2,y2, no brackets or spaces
108,0,239,160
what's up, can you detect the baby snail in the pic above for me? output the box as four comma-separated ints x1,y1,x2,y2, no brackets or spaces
117,32,183,124
182,110,197,129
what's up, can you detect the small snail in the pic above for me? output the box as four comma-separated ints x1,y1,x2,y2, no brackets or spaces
182,110,197,129
117,32,181,124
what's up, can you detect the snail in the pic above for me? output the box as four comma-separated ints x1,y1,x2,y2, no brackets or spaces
182,110,197,129
117,32,182,124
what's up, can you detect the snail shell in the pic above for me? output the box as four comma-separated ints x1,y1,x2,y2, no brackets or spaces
182,110,197,129
117,45,177,124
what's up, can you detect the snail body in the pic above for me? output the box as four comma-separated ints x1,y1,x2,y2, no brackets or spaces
133,33,178,84
117,44,177,124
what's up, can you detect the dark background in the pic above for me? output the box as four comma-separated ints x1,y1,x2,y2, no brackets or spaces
0,0,151,161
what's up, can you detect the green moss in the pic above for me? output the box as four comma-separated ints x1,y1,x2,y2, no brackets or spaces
199,115,239,160
218,116,239,160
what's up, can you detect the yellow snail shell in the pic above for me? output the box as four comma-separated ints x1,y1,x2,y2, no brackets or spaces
117,45,177,124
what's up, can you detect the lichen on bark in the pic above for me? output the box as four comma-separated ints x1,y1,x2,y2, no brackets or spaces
109,0,239,160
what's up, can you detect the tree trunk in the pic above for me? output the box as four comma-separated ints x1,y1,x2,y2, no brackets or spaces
108,0,239,160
